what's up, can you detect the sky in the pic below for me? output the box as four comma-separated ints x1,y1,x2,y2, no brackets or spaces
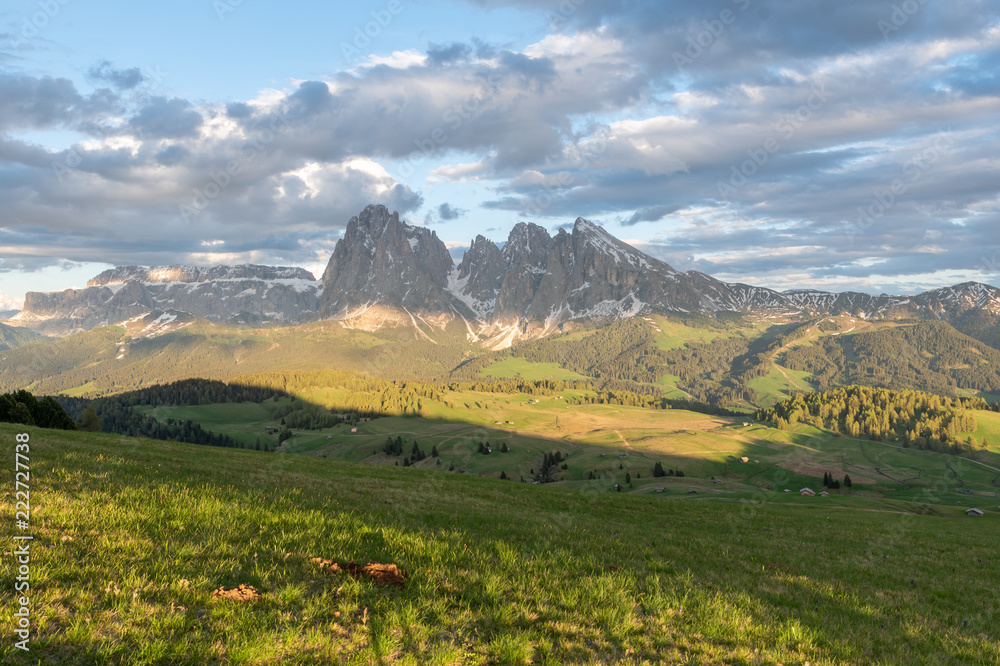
1,0,999,311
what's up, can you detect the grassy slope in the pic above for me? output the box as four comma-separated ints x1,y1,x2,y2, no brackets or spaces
0,321,470,397
2,422,997,665
478,358,588,382
0,322,48,351
139,386,1000,506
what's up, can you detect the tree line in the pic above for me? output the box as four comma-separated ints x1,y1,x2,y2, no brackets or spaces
757,385,996,454
0,390,76,430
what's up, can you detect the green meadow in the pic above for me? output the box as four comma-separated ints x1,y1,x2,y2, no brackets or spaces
2,422,997,665
137,385,1000,508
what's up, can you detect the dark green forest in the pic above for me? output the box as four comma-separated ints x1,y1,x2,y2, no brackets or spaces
758,385,998,454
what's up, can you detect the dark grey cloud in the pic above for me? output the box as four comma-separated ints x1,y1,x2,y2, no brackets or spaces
427,42,472,65
438,202,465,220
87,61,144,90
621,204,683,226
155,144,190,166
225,101,254,119
128,96,203,139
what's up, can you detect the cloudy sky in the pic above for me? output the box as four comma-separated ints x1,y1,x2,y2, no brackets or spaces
1,0,999,310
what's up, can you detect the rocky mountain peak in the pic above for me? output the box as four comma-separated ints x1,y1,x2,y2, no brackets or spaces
319,205,456,319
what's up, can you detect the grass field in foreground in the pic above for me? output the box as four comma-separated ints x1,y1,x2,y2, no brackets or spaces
2,423,998,665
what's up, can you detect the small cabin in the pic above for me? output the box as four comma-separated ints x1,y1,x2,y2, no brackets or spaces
966,508,984,517
350,427,358,433
688,489,697,495
800,488,816,497
740,457,750,463
655,487,665,493
819,491,830,497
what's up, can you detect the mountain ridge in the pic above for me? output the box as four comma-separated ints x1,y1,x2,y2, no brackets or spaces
8,204,1000,347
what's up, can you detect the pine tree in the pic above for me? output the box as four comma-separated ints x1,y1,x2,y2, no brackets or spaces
653,462,665,477
79,406,101,432
844,474,852,488
432,445,439,457
500,471,508,480
588,471,595,480
625,473,631,484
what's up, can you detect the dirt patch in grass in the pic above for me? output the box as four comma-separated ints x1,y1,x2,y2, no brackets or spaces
312,557,406,588
212,584,262,601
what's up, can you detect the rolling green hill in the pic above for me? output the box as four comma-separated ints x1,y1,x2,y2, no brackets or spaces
0,321,48,351
0,319,471,397
3,422,997,664
102,371,1000,507
4,314,1000,412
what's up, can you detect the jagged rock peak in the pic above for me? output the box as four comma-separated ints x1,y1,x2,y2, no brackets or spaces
319,204,456,318
88,264,315,287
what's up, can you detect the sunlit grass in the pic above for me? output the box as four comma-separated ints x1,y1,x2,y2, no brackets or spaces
1,423,997,664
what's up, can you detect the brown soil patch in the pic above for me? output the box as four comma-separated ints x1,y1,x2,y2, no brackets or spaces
212,584,261,602
312,558,406,588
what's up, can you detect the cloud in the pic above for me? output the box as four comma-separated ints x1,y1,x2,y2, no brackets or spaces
621,204,683,226
128,97,203,139
1,5,999,294
438,202,466,220
0,290,24,311
87,61,144,90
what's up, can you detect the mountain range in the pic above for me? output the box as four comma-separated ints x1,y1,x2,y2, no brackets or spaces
7,204,1000,346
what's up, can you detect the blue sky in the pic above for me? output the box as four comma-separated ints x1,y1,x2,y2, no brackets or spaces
1,0,999,310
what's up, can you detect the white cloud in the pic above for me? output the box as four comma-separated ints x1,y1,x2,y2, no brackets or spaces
0,290,24,311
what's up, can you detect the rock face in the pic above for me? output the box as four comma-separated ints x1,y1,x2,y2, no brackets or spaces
12,264,321,336
319,205,455,318
10,203,1000,346
319,206,1000,348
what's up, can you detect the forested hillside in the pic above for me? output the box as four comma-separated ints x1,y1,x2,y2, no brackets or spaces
0,322,47,351
782,321,1000,395
758,385,998,454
